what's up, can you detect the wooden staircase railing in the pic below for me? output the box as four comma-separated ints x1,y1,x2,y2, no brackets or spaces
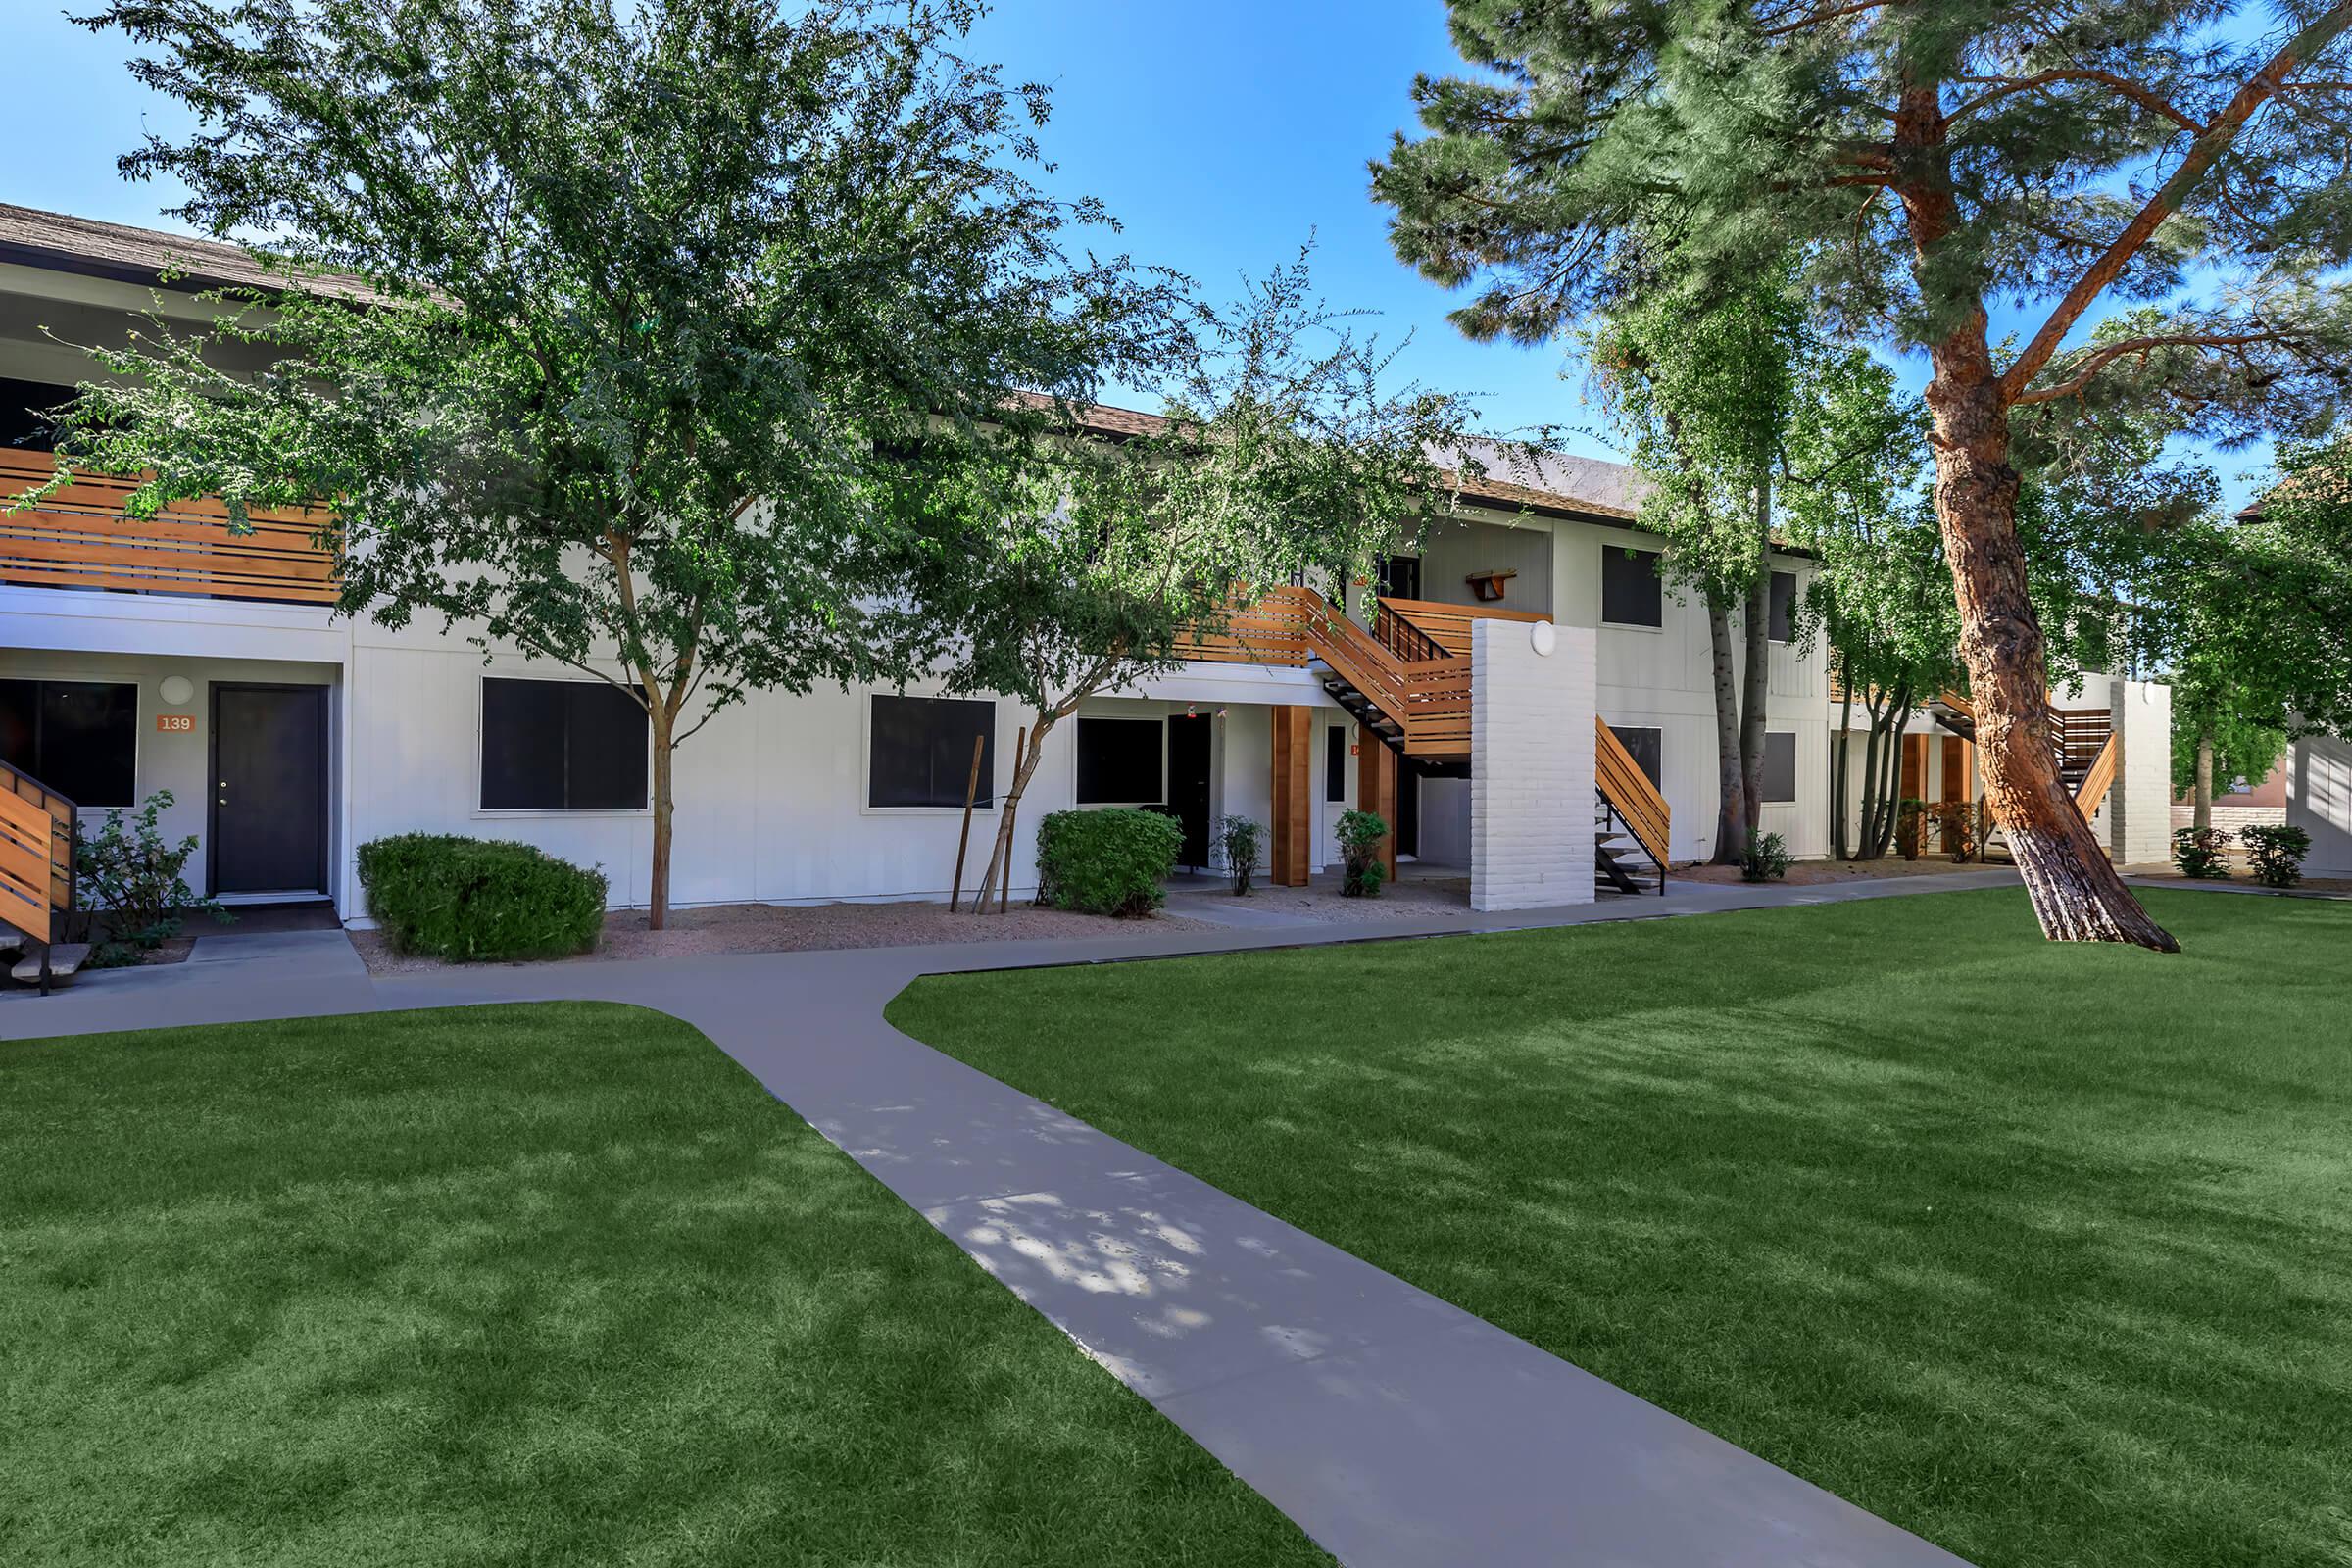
0,759,77,992
1595,718,1672,874
0,449,338,605
2074,730,2119,818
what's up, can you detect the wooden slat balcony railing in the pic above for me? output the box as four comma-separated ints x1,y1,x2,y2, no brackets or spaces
1595,717,1672,868
2074,730,2119,818
0,449,338,606
0,760,74,944
1379,595,1550,657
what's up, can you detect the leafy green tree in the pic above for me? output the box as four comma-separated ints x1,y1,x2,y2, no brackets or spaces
908,259,1476,910
48,0,1126,926
1376,1,2352,951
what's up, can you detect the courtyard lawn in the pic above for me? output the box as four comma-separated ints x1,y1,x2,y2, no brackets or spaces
887,887,2352,1568
0,1004,1327,1568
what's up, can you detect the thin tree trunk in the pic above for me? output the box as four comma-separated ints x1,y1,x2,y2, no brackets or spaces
648,711,675,931
1831,677,1853,860
1740,475,1771,836
969,712,1055,915
1856,694,1886,858
1708,594,1747,864
2192,731,2215,834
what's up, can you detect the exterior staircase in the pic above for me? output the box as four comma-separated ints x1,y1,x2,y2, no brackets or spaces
1180,585,1672,891
1,761,81,991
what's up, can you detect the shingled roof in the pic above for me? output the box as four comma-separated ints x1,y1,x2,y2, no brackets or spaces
0,203,383,302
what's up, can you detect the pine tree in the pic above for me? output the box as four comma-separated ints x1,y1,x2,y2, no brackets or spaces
1375,1,2352,950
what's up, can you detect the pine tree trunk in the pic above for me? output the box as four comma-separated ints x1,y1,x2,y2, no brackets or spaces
1921,327,2177,951
968,714,1054,915
1708,595,1747,864
648,710,675,931
1740,474,1771,834
2193,732,2215,834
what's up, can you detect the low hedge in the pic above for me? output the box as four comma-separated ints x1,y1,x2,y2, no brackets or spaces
356,834,608,961
1035,808,1183,918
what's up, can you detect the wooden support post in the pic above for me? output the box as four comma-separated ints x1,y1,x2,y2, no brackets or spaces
949,732,985,912
1938,734,1965,853
1269,706,1312,887
1356,722,1397,879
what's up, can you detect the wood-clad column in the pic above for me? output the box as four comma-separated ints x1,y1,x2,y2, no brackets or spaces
1357,723,1397,879
1269,706,1313,887
1939,734,1965,852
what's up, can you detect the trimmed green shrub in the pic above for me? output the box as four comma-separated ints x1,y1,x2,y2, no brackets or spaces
1035,808,1182,917
1741,830,1792,883
1336,808,1389,897
2239,823,2312,889
357,834,608,960
73,789,229,965
2172,826,2232,880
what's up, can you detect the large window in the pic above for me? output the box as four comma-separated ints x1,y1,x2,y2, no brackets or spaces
0,679,137,807
1769,570,1798,643
871,695,995,808
1609,723,1663,788
1074,715,1161,805
1600,547,1663,628
1763,731,1798,804
481,677,648,810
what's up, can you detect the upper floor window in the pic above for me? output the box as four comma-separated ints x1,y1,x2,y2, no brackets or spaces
0,378,74,453
0,679,137,807
1769,570,1798,643
1763,731,1798,804
870,695,994,808
1601,547,1662,628
481,676,648,810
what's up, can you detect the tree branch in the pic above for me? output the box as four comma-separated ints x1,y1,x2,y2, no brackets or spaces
1999,6,2352,402
1947,70,2206,134
1759,1,1900,40
2010,330,2290,406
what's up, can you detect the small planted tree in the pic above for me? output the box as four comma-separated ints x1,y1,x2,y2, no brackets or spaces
51,0,1116,927
910,257,1477,912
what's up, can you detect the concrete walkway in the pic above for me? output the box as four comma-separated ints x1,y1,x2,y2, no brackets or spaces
2,871,2009,1566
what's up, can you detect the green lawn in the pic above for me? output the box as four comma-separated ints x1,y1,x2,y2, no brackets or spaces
888,888,2352,1568
0,1004,1327,1568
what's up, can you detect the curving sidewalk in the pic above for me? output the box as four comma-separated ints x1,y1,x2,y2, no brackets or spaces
4,871,2011,1566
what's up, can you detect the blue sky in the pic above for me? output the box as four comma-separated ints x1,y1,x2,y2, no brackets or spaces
0,0,2270,509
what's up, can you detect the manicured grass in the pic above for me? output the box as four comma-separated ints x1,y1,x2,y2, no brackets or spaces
888,889,2352,1568
0,1004,1327,1568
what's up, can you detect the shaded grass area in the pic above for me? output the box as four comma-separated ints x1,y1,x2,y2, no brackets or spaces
0,1004,1327,1567
888,889,2352,1568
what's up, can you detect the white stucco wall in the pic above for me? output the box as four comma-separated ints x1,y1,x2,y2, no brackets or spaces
1469,618,1596,911
2289,734,2352,878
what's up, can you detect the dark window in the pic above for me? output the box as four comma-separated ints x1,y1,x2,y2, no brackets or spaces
1601,547,1662,627
0,378,74,452
1769,570,1798,643
1377,554,1422,600
1610,724,1663,788
0,679,138,807
1074,716,1160,804
481,677,648,810
1326,725,1348,803
1763,731,1797,803
870,695,995,808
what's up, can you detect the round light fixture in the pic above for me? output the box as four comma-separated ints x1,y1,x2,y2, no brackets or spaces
1529,620,1558,658
159,675,195,706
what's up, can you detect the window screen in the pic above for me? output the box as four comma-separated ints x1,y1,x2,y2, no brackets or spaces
1075,716,1160,805
868,695,994,808
1769,571,1798,642
1601,547,1662,627
481,677,648,810
1326,725,1348,803
1609,724,1663,788
1763,731,1798,803
0,679,137,807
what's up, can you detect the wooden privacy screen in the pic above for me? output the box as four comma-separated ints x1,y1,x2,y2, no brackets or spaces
0,450,337,605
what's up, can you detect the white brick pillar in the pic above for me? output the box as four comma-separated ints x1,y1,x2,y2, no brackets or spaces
1470,618,1597,911
2108,675,2173,866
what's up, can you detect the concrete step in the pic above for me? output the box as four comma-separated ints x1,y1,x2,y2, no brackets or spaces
12,942,89,983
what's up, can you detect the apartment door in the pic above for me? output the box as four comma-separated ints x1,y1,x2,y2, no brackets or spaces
1166,714,1212,870
210,684,328,896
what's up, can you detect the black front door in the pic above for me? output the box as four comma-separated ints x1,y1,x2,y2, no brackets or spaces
1166,714,1212,870
211,684,327,896
1396,764,1419,858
